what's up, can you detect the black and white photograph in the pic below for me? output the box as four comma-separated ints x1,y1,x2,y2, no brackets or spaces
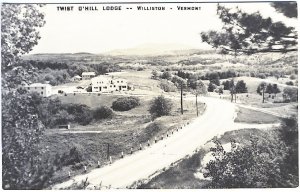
1,0,299,190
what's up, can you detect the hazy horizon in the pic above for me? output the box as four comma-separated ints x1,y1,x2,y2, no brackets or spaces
29,2,298,54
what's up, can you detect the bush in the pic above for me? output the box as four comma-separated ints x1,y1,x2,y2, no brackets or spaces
160,80,177,92
235,80,248,93
93,106,113,120
283,87,298,102
149,96,172,118
86,86,92,92
207,82,216,92
112,96,140,111
286,81,294,86
290,74,296,80
55,147,84,167
161,71,172,80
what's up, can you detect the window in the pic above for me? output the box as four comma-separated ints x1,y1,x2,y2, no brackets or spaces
41,87,44,89
35,87,37,89
104,86,107,89
41,91,43,95
117,81,119,83
27,87,30,90
114,85,116,87
94,87,98,89
122,86,127,88
121,81,123,83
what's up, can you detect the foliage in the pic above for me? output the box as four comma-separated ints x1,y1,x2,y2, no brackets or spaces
283,87,298,102
201,3,297,55
289,74,296,80
93,106,114,120
210,78,220,86
161,71,172,80
111,96,140,111
86,86,92,92
235,80,247,93
266,83,274,95
1,4,45,72
204,137,287,188
256,82,267,95
149,96,173,119
189,79,207,95
2,91,54,189
160,80,177,92
207,82,216,92
271,2,297,18
222,80,230,90
54,147,83,168
286,81,294,86
151,70,159,79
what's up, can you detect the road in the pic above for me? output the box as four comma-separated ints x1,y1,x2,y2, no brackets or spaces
52,96,236,189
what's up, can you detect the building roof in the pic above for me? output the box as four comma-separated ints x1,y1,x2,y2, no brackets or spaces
26,83,52,87
74,75,81,78
82,72,96,76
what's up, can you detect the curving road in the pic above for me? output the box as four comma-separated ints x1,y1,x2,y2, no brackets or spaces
52,96,236,189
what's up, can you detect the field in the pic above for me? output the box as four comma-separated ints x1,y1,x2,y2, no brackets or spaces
41,72,206,187
18,50,298,189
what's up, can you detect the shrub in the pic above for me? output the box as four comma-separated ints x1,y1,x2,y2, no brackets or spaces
160,80,177,92
207,82,216,92
290,74,296,80
283,87,298,102
149,96,173,118
86,86,92,92
235,80,248,93
112,96,140,111
286,81,294,86
93,106,113,119
161,71,172,80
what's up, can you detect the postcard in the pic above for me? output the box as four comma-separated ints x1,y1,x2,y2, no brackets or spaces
1,1,298,190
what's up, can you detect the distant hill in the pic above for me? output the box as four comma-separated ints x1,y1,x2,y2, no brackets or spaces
104,43,214,56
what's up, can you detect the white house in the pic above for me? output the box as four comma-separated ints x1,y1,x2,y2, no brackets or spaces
91,76,128,93
82,72,96,80
24,83,52,97
72,75,82,81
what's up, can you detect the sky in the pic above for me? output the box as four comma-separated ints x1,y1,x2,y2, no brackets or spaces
29,2,298,54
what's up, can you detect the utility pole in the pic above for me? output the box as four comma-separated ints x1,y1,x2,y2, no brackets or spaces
180,82,183,115
105,143,110,160
196,93,199,117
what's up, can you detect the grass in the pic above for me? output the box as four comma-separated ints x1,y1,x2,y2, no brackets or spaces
41,93,205,188
138,149,210,189
138,127,280,189
234,107,281,124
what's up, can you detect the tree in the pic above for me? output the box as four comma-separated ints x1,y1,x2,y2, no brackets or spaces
207,82,216,92
149,96,173,119
235,80,248,93
160,71,172,80
201,3,297,56
190,80,207,116
229,79,236,102
1,4,45,72
151,70,159,79
271,2,297,18
204,134,293,188
266,83,274,96
2,92,54,189
283,87,298,102
257,82,267,103
272,84,281,97
222,80,230,90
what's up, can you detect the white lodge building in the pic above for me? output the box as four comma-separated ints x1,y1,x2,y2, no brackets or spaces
25,83,52,97
92,76,128,93
82,72,96,80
